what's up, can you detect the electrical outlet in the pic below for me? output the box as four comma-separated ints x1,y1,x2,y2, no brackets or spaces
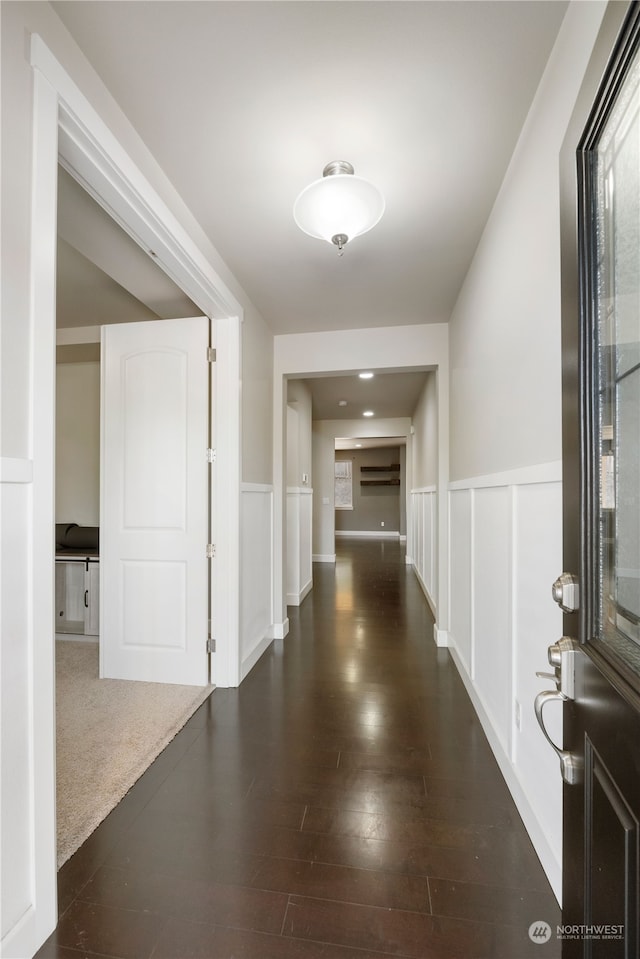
381,521,385,527
514,700,521,730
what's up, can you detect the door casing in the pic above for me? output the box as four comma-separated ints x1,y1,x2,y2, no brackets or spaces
17,33,243,957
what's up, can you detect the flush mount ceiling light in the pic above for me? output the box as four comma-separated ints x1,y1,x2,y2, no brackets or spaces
293,161,385,256
363,410,374,417
359,371,374,379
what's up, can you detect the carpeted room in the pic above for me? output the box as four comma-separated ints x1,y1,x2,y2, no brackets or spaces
55,638,212,866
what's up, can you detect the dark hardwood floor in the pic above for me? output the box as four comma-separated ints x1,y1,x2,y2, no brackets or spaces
36,538,560,958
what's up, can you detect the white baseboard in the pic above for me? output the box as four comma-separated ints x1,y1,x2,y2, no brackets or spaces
55,633,98,643
241,632,273,681
313,554,336,563
335,530,400,539
447,641,562,903
433,626,448,647
271,618,289,639
411,565,437,619
0,904,43,959
287,578,312,607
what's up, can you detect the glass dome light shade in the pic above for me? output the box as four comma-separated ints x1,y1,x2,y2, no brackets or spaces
293,172,385,245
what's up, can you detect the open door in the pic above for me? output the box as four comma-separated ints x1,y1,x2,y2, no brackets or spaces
534,4,640,955
101,316,210,686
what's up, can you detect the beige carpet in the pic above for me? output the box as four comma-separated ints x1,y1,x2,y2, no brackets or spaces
55,640,212,867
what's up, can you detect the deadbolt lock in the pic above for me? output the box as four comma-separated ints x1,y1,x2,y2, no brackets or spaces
552,572,579,613
547,636,579,698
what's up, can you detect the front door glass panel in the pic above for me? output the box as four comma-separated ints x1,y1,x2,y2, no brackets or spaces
593,44,640,668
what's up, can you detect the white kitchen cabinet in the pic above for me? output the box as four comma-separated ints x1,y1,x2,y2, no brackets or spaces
55,556,99,636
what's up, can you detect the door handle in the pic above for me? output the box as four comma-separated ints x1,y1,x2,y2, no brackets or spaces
534,635,582,785
535,670,560,686
534,688,583,785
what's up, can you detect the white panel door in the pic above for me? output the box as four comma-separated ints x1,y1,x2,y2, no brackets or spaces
101,317,209,685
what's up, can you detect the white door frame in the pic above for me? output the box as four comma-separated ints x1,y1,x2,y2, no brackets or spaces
19,34,242,956
272,327,450,644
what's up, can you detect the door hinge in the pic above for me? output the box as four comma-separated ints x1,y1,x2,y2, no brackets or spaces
207,347,216,362
206,637,216,653
206,448,217,463
206,543,216,559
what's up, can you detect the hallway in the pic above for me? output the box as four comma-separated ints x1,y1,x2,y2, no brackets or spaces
37,539,560,959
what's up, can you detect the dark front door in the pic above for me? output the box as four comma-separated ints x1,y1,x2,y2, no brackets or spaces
556,3,640,956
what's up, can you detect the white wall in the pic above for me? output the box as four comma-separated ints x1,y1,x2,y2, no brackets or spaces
56,361,100,525
286,379,312,486
242,309,273,485
412,371,438,488
445,1,609,903
238,296,274,678
311,422,338,562
286,488,313,605
449,4,607,482
285,380,313,604
410,372,439,613
240,484,274,679
411,487,437,615
286,404,299,487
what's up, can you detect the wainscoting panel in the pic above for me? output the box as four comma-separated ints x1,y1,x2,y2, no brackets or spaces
1,477,42,957
410,487,436,615
446,464,563,901
412,491,423,580
286,487,313,606
448,488,472,673
473,486,511,753
240,484,273,680
513,481,564,864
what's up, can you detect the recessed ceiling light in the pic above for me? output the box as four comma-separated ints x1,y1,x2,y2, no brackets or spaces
355,443,362,448
338,399,347,407
359,372,374,379
363,410,374,417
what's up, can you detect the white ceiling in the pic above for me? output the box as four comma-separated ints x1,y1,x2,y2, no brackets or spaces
304,370,431,421
52,0,568,420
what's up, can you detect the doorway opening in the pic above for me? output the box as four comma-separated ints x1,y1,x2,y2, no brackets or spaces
282,368,439,623
54,165,214,866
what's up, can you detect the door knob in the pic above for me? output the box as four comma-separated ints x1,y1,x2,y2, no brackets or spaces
534,688,583,785
552,572,579,612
